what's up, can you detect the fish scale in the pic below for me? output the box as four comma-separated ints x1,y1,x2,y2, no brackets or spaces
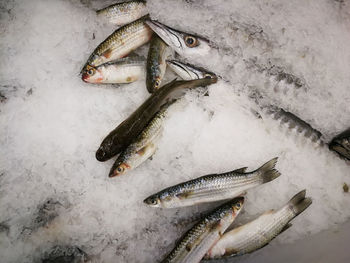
144,158,280,208
96,1,148,26
82,15,152,70
162,198,244,263
206,190,312,259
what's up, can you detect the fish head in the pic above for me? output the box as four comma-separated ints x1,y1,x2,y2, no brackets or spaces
82,65,104,83
146,20,212,57
146,74,162,93
166,60,217,80
143,195,162,207
232,196,244,216
109,161,130,178
96,137,123,162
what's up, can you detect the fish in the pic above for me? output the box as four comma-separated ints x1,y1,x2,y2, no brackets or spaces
82,15,152,71
146,35,174,93
96,77,217,162
166,60,216,80
109,103,171,177
144,158,280,208
145,20,212,58
161,197,244,263
329,128,350,160
96,1,148,26
82,57,145,84
205,190,312,259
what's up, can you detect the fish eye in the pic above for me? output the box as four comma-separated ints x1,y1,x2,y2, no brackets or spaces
184,35,198,48
151,198,158,205
155,80,160,88
204,74,213,79
88,69,95,75
116,166,124,173
235,203,241,209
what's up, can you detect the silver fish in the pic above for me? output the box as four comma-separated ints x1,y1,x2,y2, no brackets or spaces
167,60,216,80
161,197,244,263
82,15,152,71
145,20,212,58
144,158,280,208
82,57,145,84
146,35,174,93
206,190,312,259
109,103,171,177
96,1,148,26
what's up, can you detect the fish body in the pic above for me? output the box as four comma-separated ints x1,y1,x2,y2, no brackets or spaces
146,35,174,93
206,190,312,259
144,158,280,208
82,57,145,84
96,1,148,26
329,128,350,160
161,197,244,263
82,15,152,71
96,77,217,161
145,20,212,58
109,103,171,177
166,60,216,80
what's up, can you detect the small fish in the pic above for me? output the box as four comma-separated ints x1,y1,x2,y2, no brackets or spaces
82,57,145,84
166,60,216,80
146,35,174,93
329,128,350,160
96,77,217,161
145,20,212,58
82,15,152,71
161,197,244,263
144,158,280,208
96,1,148,26
206,190,312,259
109,103,171,177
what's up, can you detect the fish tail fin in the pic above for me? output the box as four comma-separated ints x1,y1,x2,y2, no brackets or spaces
288,189,312,216
257,157,281,183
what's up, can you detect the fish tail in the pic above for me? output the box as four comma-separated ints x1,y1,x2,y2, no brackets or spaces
288,189,312,216
257,157,281,183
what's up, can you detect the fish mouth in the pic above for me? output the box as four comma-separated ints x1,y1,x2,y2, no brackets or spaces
96,148,107,162
146,20,183,50
82,73,89,82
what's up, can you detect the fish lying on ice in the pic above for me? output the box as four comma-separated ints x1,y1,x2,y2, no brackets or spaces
96,77,217,162
205,190,312,259
109,103,171,177
82,57,145,84
144,158,280,208
96,0,148,26
146,35,174,93
82,15,152,71
329,128,350,161
166,60,216,80
145,20,212,58
161,197,244,263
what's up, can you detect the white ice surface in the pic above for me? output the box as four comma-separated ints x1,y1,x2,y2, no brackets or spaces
0,0,350,262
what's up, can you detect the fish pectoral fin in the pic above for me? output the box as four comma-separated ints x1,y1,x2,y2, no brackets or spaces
280,223,293,234
232,167,248,173
102,48,114,59
176,191,193,199
136,143,155,156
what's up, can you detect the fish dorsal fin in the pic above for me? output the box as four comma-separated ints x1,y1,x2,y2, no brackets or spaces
280,223,292,234
232,167,248,173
